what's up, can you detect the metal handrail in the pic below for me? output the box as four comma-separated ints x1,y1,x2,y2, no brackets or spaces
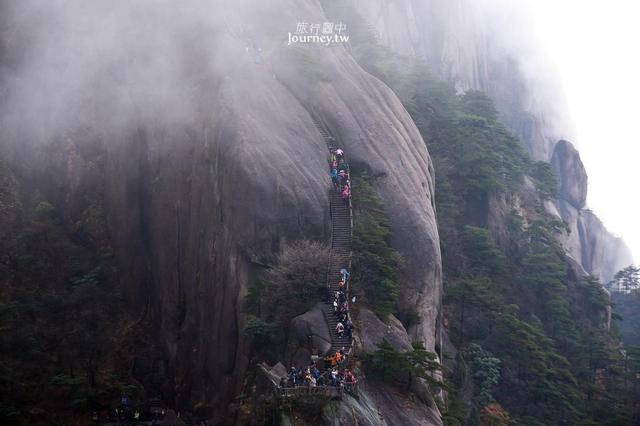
345,162,355,356
275,382,358,399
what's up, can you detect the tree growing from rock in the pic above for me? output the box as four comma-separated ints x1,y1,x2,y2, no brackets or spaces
254,239,330,328
607,265,640,293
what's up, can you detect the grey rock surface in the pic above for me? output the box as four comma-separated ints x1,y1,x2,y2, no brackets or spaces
551,144,634,284
325,380,443,426
358,308,413,353
551,140,588,209
286,303,332,365
580,209,635,283
0,0,442,421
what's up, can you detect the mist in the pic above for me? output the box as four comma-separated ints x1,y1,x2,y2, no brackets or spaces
523,0,640,264
2,0,635,265
1,1,639,423
0,0,257,159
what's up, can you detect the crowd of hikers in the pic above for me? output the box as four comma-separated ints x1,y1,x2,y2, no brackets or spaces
280,358,358,392
333,267,354,339
278,146,358,395
330,147,351,202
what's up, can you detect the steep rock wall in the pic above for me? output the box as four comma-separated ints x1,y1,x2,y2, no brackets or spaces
550,141,633,283
0,0,441,419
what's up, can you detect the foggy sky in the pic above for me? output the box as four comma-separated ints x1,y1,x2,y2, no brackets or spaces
0,0,248,150
525,0,640,264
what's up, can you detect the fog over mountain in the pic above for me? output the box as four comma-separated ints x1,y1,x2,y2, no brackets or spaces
524,0,640,266
351,0,633,283
1,1,637,424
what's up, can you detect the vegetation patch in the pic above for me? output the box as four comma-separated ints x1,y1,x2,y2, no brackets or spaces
0,176,140,423
362,340,441,389
350,167,401,318
243,239,329,355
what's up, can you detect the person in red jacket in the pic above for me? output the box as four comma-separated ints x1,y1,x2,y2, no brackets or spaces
341,185,350,201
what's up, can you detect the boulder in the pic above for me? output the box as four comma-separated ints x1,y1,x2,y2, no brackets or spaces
325,379,443,426
358,308,413,353
286,303,331,366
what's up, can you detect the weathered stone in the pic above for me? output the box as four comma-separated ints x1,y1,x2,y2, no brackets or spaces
286,303,331,366
325,380,443,426
580,210,635,283
551,140,588,209
358,308,413,353
0,1,442,420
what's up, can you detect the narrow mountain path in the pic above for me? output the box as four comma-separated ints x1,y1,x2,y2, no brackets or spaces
264,119,357,400
323,189,353,355
312,117,354,358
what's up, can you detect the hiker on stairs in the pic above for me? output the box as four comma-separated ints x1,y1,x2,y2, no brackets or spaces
340,268,350,283
341,184,350,202
345,317,354,338
331,167,339,189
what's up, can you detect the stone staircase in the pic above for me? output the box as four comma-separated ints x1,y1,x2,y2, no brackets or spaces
323,190,353,355
311,116,354,358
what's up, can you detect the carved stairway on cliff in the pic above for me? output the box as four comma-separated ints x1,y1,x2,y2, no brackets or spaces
267,119,355,400
323,190,353,356
312,117,355,359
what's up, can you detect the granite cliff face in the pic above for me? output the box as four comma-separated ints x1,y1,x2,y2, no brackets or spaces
0,0,441,421
551,140,588,210
550,141,633,282
352,0,633,283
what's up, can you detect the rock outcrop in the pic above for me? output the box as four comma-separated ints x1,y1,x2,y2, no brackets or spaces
286,303,332,365
551,140,588,209
324,382,443,426
320,308,444,425
549,141,633,283
580,210,634,284
358,308,413,353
